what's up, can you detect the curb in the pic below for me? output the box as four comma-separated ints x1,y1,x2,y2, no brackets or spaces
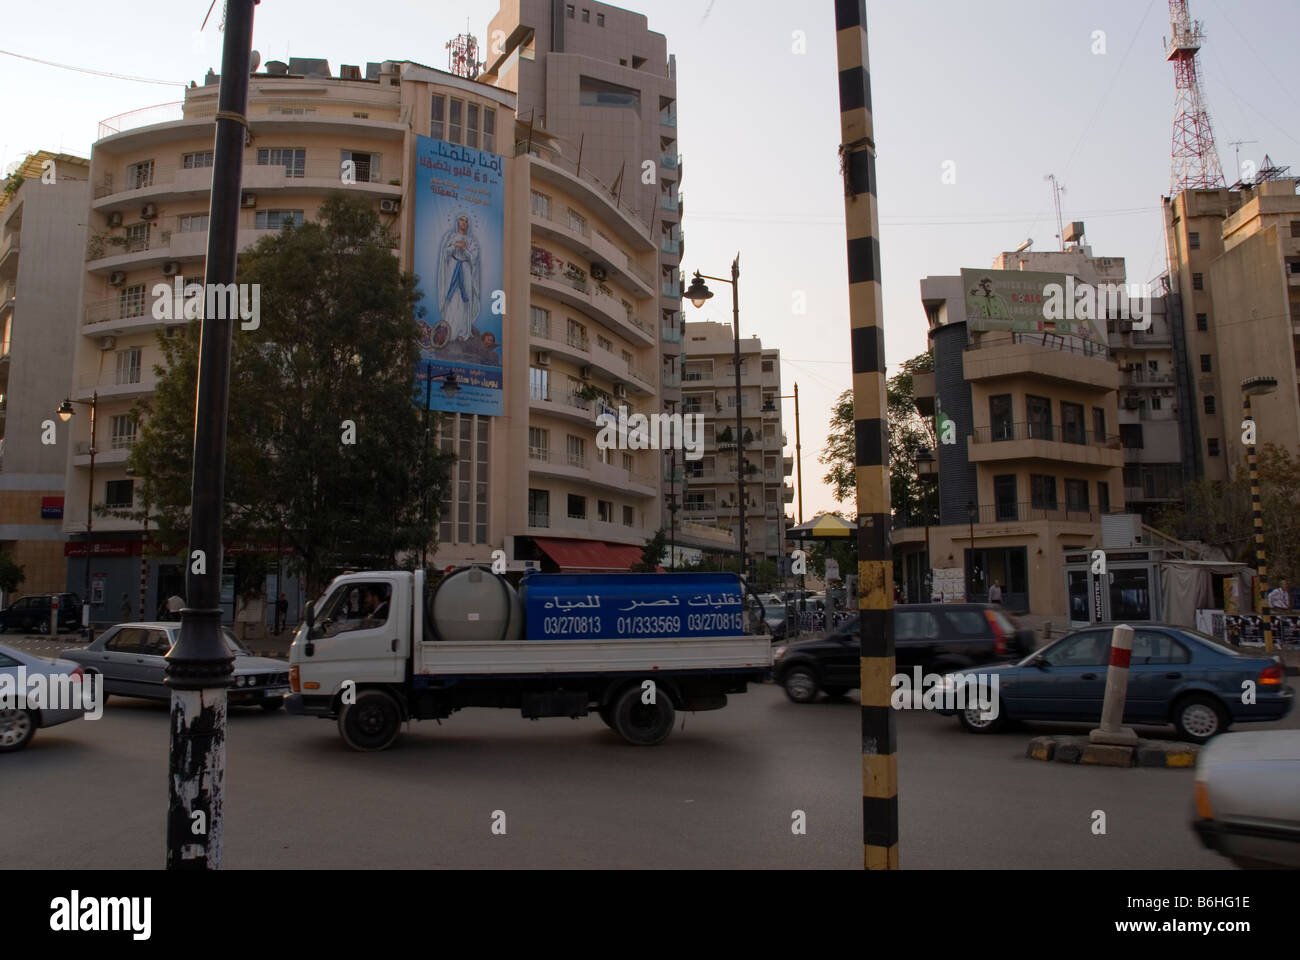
1027,734,1199,768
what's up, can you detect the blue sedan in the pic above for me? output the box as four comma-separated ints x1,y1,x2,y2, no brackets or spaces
940,624,1294,743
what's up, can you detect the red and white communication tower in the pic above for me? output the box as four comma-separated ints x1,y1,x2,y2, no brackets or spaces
1164,0,1226,194
447,33,482,80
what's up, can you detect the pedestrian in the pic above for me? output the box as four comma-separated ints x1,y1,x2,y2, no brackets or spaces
165,594,184,620
275,591,288,635
988,581,1003,605
119,592,131,623
1267,580,1290,611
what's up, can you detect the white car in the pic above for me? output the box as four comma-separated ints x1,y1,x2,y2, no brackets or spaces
1193,730,1300,868
0,642,91,752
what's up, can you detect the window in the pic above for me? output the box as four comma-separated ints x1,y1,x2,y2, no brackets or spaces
989,394,1013,440
110,414,136,449
115,348,142,385
1151,396,1162,410
255,210,304,230
314,580,392,636
621,349,632,366
119,284,146,319
597,334,613,352
566,3,575,16
1188,231,1200,249
1132,630,1191,665
568,208,587,234
581,8,590,22
597,12,605,25
183,151,214,169
529,306,551,339
256,148,305,178
1192,273,1203,291
1208,438,1220,457
466,103,479,149
1061,402,1086,444
341,150,380,182
1092,407,1106,444
598,500,613,523
105,479,134,508
1026,395,1052,440
623,505,635,527
1191,311,1208,332
1120,424,1144,449
1065,479,1089,512
566,317,588,350
528,489,550,527
1292,221,1300,239
483,108,496,153
1200,354,1212,372
1030,474,1057,511
761,359,774,373
528,427,548,461
529,366,549,400
105,628,145,653
178,214,208,233
566,435,586,468
622,452,634,472
431,95,445,139
448,99,463,143
578,75,641,109
1204,395,1216,415
993,475,1017,521
1097,481,1110,514
1044,631,1110,666
124,222,150,252
531,190,551,218
126,160,154,189
567,493,587,519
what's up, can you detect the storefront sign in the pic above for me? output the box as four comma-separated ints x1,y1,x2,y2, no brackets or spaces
40,496,64,520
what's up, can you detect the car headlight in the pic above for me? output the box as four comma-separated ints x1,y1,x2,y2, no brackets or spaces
773,646,787,660
235,676,246,687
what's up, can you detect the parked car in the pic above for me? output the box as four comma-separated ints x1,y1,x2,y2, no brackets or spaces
1192,730,1300,868
0,593,83,634
939,623,1294,742
764,603,790,641
773,603,1032,702
0,642,91,752
62,622,289,710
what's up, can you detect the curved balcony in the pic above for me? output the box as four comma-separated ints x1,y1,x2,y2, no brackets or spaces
527,446,656,499
969,422,1123,468
529,259,655,347
530,207,654,301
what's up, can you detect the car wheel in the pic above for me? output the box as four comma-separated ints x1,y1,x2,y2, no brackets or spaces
782,667,819,704
958,701,1006,734
36,618,49,634
611,683,675,746
337,690,403,751
1173,694,1227,744
822,685,849,698
260,698,285,712
0,708,38,752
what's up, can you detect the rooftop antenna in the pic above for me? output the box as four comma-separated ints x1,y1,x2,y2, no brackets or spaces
1165,0,1226,194
1228,139,1258,183
1045,174,1066,251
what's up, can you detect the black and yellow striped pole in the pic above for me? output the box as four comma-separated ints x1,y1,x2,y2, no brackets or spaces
1242,376,1278,654
835,0,897,870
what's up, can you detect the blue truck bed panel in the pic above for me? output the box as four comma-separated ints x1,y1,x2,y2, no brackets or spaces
519,572,746,641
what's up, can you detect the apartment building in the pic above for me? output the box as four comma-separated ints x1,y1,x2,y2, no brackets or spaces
0,152,90,599
910,267,1124,618
1163,171,1300,483
484,0,684,536
65,54,664,614
679,321,793,569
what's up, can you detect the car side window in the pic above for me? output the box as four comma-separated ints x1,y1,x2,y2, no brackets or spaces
141,630,172,656
104,628,144,653
0,653,20,667
1133,630,1190,665
13,597,30,610
1045,631,1109,666
942,610,988,636
895,611,938,641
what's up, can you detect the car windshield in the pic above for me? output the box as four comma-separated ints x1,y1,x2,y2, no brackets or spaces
222,630,250,656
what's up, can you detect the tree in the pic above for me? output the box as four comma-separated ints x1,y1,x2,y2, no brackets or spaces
820,349,935,519
0,552,25,594
633,527,668,572
121,193,455,597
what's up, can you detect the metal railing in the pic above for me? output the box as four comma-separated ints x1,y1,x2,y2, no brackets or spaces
1120,369,1174,385
970,422,1122,447
965,331,1110,359
527,510,549,528
894,502,1124,528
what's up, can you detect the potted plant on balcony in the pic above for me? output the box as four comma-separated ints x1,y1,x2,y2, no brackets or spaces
716,425,733,447
564,262,587,287
743,428,755,444
575,383,601,403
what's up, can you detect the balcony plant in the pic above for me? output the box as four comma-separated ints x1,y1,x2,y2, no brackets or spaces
575,383,601,402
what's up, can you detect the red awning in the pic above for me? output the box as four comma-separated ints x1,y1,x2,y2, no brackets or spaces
534,538,642,572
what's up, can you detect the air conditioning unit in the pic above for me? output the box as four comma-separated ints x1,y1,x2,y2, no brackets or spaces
590,263,607,281
162,261,180,276
241,193,257,208
106,211,123,228
579,365,592,379
613,383,627,398
1123,395,1140,410
141,203,157,220
379,198,400,214
99,336,116,351
108,271,126,286
535,351,550,366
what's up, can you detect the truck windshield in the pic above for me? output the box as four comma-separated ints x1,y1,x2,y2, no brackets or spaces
316,580,393,636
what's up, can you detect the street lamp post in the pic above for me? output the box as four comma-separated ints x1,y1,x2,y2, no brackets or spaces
1242,375,1278,654
685,258,745,578
419,364,460,568
57,393,97,638
915,448,938,603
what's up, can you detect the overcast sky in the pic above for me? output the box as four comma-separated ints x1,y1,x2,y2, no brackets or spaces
4,0,1297,520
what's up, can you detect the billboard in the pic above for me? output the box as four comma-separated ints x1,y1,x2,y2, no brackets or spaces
412,135,505,416
960,268,1107,345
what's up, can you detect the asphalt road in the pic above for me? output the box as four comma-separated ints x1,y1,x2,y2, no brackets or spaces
7,641,1291,868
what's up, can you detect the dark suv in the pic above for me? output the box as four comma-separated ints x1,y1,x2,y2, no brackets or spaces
772,603,1033,703
0,593,83,634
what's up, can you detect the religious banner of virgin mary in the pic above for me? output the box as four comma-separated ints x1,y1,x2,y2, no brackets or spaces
412,134,505,415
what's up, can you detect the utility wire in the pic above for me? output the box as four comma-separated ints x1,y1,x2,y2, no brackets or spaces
0,48,186,86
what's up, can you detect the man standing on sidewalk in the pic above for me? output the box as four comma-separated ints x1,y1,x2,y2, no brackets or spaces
988,581,1003,606
275,591,288,635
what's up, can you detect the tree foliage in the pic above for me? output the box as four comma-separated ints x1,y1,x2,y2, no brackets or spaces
120,193,454,596
633,527,668,572
0,552,25,594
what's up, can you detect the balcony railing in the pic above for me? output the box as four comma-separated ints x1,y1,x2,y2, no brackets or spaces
1120,369,1174,386
659,153,681,169
662,325,682,343
893,502,1124,528
659,111,677,128
662,280,681,298
663,370,681,389
971,422,1122,447
528,510,550,528
965,331,1109,360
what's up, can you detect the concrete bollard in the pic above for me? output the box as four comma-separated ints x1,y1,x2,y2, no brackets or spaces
1090,623,1138,746
49,597,59,639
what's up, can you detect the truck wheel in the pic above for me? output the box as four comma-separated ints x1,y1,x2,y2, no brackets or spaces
612,684,675,746
782,667,819,703
338,690,402,751
36,618,49,634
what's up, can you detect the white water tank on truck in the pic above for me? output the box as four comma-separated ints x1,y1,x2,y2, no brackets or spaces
429,566,524,642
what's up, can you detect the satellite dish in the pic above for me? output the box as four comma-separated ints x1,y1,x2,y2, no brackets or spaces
250,50,262,73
